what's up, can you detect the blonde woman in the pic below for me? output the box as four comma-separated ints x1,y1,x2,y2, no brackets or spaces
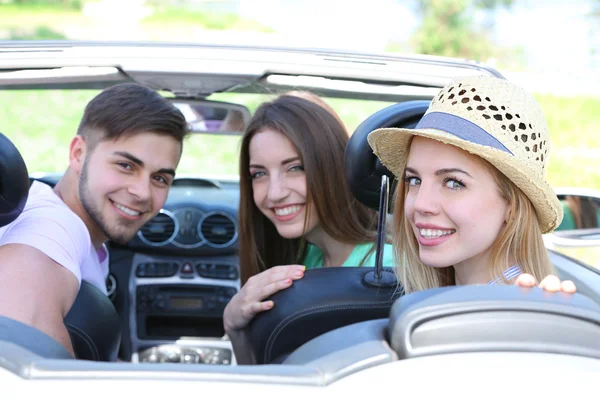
368,75,576,294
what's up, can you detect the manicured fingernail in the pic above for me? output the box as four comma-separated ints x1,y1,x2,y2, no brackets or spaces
267,301,274,308
294,270,304,278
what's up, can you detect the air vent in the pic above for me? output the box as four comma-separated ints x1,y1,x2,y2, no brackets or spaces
138,210,178,246
198,212,237,248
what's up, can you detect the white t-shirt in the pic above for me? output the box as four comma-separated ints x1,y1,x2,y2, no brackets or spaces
0,181,109,295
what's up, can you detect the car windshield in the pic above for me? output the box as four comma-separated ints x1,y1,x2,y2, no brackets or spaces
4,89,395,177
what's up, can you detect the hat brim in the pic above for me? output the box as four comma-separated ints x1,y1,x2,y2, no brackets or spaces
368,127,562,234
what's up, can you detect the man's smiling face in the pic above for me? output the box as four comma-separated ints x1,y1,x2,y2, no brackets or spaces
78,132,181,244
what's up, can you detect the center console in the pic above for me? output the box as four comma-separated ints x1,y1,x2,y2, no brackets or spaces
129,253,239,365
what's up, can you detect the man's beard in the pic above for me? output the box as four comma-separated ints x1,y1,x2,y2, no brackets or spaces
79,161,140,244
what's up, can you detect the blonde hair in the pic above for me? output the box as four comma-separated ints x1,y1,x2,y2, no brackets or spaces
393,140,556,294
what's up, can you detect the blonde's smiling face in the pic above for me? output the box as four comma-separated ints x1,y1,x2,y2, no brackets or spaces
248,129,319,239
404,136,510,270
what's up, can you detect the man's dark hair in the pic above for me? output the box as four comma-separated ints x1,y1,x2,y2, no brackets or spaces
77,83,189,149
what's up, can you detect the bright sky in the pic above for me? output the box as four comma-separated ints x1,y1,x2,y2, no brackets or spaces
236,0,599,94
238,0,415,51
495,0,597,74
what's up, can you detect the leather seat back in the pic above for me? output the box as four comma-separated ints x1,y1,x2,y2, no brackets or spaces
64,280,121,361
247,267,402,364
0,132,29,227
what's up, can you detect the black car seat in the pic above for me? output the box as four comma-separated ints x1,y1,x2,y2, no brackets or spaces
0,132,120,361
0,132,30,227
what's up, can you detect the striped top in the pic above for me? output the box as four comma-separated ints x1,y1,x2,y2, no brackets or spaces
487,265,522,285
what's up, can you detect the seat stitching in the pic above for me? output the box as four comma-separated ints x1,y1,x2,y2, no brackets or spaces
264,300,395,362
65,323,100,360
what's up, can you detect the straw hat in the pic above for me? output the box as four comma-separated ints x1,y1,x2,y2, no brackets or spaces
367,75,562,234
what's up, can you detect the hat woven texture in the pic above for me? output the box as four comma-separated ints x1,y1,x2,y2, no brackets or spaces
367,75,562,234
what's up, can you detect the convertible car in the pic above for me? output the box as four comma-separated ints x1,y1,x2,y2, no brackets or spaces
1,40,600,396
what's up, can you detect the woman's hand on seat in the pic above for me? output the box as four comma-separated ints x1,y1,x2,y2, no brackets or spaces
223,264,306,333
515,273,577,294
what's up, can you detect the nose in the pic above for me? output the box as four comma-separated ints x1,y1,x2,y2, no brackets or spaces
127,175,152,203
411,181,440,216
267,173,290,203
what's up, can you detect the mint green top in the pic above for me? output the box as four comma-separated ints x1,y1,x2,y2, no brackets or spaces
558,200,600,230
302,243,395,269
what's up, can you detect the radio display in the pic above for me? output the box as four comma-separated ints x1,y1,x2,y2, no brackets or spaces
169,297,204,309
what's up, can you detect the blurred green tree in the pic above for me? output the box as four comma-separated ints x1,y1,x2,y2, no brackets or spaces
7,0,83,10
9,26,67,40
410,0,515,61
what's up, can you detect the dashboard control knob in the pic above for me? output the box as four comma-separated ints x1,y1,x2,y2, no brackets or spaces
160,348,181,363
154,298,167,310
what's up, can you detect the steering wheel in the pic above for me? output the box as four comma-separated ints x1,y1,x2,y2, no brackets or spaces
246,100,431,364
0,132,30,227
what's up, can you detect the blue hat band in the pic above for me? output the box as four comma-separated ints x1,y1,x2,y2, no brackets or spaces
415,111,514,155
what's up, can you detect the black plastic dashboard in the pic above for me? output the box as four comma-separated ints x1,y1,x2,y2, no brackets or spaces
116,177,241,365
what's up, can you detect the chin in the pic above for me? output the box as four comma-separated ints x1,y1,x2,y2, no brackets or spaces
275,226,304,240
108,236,133,245
107,230,138,244
419,253,452,269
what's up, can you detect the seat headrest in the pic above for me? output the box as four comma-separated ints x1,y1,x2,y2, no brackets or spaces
344,101,430,210
0,132,29,227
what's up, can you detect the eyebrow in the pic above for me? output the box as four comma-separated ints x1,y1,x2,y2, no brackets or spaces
113,151,176,177
249,156,301,169
405,167,473,178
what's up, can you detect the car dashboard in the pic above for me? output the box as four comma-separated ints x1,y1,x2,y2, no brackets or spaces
123,177,241,365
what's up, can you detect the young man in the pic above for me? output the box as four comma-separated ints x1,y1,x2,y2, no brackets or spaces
0,83,189,356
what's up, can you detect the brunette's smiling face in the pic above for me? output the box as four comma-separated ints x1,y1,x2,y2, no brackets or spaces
248,128,319,239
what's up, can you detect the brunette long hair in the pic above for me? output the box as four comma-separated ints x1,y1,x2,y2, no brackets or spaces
238,95,380,284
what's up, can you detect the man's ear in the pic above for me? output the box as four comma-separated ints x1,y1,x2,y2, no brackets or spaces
69,135,87,175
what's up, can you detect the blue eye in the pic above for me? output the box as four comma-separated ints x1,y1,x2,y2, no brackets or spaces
250,171,266,179
404,176,420,186
289,165,304,172
444,178,465,190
